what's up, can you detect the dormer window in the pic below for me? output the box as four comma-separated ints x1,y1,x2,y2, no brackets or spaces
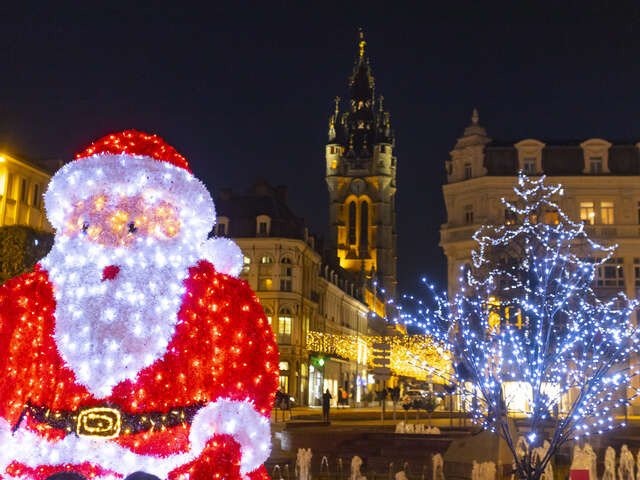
523,158,536,175
515,139,545,175
256,214,271,236
589,157,603,174
216,216,229,236
581,138,611,174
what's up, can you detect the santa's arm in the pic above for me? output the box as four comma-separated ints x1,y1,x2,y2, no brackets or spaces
179,260,279,475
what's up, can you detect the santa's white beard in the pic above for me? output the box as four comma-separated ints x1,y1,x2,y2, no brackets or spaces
41,236,198,398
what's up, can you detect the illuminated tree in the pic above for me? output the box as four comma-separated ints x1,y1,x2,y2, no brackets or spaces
400,174,640,480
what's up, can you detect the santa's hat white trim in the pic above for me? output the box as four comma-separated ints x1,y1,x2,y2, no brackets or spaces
44,153,216,240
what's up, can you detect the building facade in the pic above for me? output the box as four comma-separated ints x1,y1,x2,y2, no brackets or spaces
0,152,55,231
440,111,640,413
441,110,640,305
216,181,376,406
325,31,398,300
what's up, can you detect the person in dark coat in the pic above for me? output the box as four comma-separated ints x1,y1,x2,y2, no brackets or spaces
322,389,332,421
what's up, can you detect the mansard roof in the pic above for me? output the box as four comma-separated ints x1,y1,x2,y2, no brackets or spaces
215,180,308,239
482,139,640,175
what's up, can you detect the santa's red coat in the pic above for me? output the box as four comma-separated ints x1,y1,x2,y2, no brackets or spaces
0,260,279,480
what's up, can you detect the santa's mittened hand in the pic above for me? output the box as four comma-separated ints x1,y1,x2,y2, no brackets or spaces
189,398,271,475
199,237,244,277
170,434,242,480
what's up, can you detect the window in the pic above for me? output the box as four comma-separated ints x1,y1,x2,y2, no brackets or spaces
601,201,614,225
242,256,251,274
580,202,595,225
20,179,27,203
259,278,273,291
464,205,473,225
348,201,356,245
281,256,292,264
261,256,273,264
7,174,15,200
590,157,603,174
635,258,640,287
279,361,290,371
505,208,517,225
278,315,292,344
216,223,227,236
280,278,292,292
380,145,387,153
360,201,368,247
597,258,624,288
32,184,40,208
464,163,472,180
279,374,289,393
256,215,271,236
523,158,536,175
543,209,559,225
331,160,337,169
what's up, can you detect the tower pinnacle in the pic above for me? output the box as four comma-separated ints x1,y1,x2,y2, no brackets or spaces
358,28,366,58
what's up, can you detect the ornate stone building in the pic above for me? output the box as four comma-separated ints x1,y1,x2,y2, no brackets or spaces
441,109,640,311
325,31,398,300
0,152,55,231
216,181,376,406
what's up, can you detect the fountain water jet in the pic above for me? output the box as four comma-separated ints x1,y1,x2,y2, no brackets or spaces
296,449,312,480
619,445,635,480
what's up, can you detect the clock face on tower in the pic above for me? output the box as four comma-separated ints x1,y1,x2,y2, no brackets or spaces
350,178,366,196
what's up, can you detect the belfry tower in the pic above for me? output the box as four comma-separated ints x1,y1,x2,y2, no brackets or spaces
325,30,398,300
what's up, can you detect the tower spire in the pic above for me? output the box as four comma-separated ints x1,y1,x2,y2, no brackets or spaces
358,27,366,59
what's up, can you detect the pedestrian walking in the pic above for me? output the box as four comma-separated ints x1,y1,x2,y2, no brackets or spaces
322,389,332,422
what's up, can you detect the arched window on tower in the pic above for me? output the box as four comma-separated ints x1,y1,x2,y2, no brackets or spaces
348,201,356,245
360,201,369,248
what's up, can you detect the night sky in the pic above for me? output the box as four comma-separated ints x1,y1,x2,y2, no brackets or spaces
1,2,640,295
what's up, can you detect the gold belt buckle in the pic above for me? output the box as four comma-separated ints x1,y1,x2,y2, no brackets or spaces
76,406,122,439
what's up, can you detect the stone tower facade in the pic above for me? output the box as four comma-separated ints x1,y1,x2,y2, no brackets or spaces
325,31,398,299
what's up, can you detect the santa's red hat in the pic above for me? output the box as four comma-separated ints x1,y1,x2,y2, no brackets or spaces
44,130,215,241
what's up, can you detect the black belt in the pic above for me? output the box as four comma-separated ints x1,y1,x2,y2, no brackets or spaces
22,402,202,439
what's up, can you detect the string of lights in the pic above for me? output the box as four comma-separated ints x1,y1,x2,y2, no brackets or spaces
305,331,450,381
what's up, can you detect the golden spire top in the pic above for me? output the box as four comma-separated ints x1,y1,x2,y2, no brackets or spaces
358,28,366,58
334,96,341,116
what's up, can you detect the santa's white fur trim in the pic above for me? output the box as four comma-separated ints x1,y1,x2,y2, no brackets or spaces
190,398,271,474
44,153,215,240
0,398,270,479
200,237,244,277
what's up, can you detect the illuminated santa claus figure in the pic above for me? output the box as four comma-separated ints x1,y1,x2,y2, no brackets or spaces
0,131,279,480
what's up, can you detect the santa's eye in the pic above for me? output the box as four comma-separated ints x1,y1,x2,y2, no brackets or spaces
81,222,89,234
128,222,138,234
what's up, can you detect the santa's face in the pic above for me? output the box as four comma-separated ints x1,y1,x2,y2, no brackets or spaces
41,193,200,398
